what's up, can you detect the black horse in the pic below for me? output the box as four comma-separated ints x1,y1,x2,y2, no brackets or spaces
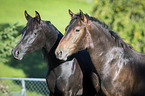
12,11,97,96
55,10,145,96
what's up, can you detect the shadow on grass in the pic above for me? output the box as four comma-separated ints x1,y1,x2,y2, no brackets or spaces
8,51,48,78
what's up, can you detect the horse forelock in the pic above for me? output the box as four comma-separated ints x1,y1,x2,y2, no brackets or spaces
26,18,40,32
65,13,84,33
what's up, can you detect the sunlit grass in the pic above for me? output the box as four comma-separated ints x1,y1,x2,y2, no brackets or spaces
0,2,93,95
0,0,93,78
0,62,26,77
0,0,93,33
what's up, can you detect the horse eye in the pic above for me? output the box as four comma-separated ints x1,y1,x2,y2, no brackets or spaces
75,29,80,32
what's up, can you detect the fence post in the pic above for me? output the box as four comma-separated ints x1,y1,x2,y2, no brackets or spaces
21,79,27,96
0,77,49,95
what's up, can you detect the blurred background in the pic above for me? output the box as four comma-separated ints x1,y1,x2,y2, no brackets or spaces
0,0,144,78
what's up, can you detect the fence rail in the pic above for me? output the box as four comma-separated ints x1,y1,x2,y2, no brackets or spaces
0,77,50,96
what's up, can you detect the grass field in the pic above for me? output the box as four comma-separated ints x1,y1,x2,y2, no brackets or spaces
0,0,93,77
0,0,93,95
0,0,93,33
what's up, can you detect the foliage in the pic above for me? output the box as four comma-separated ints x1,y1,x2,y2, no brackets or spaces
0,23,20,63
92,0,145,52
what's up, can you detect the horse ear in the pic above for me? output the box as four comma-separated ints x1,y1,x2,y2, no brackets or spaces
24,10,32,21
35,11,41,23
79,9,87,23
68,9,75,19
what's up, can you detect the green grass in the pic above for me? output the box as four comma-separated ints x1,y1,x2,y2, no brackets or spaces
0,62,26,77
0,1,93,95
0,0,93,33
0,0,93,78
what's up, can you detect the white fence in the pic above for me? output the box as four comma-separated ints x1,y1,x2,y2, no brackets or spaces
0,77,50,96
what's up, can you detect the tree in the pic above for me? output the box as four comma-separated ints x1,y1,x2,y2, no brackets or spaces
0,23,20,63
92,0,145,52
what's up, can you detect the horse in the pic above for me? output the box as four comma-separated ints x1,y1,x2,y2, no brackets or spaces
55,10,145,96
12,11,97,96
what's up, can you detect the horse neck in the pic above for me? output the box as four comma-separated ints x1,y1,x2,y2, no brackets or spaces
42,21,63,70
87,22,116,74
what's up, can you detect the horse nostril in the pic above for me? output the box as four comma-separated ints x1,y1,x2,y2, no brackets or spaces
15,50,19,56
57,50,62,57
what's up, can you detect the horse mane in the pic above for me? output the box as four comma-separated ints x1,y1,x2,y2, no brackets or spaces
84,13,133,49
41,20,63,64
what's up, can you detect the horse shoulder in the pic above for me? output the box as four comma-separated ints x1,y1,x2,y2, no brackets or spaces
102,47,135,95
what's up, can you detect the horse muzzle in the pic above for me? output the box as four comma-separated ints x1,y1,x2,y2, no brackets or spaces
12,48,23,60
55,49,68,61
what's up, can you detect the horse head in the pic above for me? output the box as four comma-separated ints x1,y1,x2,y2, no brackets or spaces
12,11,46,60
55,10,92,60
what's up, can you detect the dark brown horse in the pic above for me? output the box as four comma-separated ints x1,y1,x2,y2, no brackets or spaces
12,11,97,96
55,10,145,96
